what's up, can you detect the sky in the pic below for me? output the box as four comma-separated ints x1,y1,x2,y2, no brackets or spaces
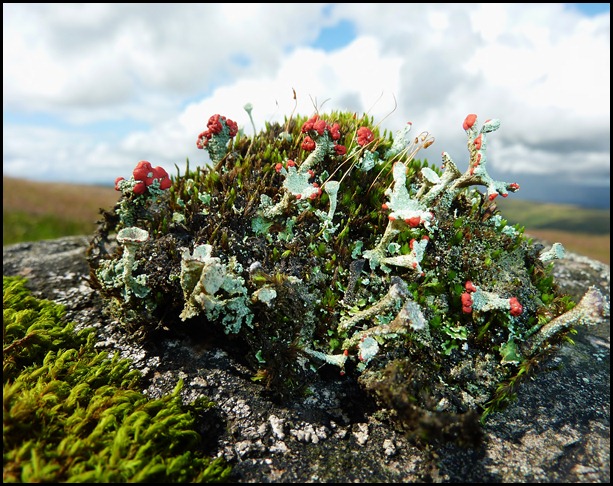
3,3,611,208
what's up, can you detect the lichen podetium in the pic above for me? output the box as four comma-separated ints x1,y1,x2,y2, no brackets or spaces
87,107,605,446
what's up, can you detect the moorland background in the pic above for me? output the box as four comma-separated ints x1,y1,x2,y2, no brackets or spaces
3,176,610,265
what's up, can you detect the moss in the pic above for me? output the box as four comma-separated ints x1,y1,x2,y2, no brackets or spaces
86,110,587,445
3,276,231,483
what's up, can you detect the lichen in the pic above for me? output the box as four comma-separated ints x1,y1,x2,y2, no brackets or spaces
87,106,605,445
178,244,253,334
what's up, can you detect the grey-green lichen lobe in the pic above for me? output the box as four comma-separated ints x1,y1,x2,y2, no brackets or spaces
179,243,253,334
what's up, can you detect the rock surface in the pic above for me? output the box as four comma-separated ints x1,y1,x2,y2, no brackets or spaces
3,236,610,483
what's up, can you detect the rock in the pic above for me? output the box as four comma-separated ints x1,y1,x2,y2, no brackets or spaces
3,236,610,483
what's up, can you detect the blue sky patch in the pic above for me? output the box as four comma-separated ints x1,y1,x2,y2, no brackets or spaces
4,110,150,137
231,52,251,68
311,19,357,51
570,3,610,16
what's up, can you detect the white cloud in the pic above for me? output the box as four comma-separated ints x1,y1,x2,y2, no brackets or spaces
3,3,610,206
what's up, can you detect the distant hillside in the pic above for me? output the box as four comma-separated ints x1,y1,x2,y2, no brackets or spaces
3,176,609,264
495,199,610,235
488,198,609,264
3,176,120,245
487,171,611,210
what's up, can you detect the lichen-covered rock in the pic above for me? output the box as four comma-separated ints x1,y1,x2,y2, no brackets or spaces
2,236,609,482
84,110,607,443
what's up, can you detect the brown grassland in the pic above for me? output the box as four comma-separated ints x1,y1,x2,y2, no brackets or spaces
3,176,120,218
3,176,120,245
3,176,610,265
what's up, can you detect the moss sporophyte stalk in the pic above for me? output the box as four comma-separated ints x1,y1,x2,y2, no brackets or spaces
86,108,606,445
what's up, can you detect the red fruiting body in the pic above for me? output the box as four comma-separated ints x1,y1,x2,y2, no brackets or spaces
302,114,318,132
133,161,153,182
474,134,482,150
133,181,147,195
196,130,210,149
334,144,347,156
465,281,477,293
313,119,327,135
461,292,473,305
329,123,341,141
509,297,523,316
301,136,316,151
198,115,238,148
207,114,224,134
489,193,498,201
356,126,374,146
153,166,171,190
461,292,473,313
463,114,477,131
226,118,238,137
120,161,172,194
407,216,421,227
152,166,169,183
275,163,283,173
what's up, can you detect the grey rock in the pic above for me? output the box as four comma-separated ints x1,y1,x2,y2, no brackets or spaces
3,236,610,483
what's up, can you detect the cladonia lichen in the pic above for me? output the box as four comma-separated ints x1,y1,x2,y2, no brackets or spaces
179,244,253,334
87,103,606,445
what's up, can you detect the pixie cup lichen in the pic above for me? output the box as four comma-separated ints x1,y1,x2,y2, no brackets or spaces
87,104,605,445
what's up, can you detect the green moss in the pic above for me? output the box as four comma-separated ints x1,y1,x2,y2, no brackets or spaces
3,276,231,483
86,110,590,445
